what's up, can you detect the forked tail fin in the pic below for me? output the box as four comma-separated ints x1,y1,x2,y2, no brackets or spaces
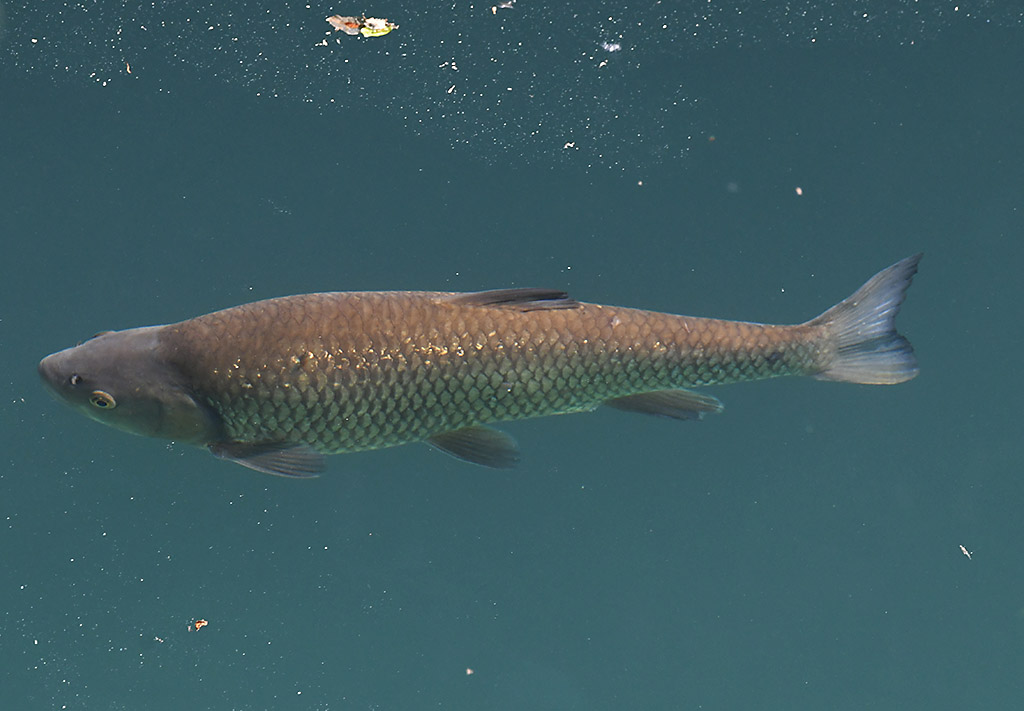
810,254,922,385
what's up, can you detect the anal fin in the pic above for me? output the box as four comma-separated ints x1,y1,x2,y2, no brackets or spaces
604,389,724,420
209,442,325,478
428,426,520,468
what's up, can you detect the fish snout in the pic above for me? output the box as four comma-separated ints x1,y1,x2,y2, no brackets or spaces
38,351,72,400
38,353,58,389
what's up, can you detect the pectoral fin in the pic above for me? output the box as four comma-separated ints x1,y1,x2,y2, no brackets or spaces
428,426,520,468
209,442,325,478
604,389,723,420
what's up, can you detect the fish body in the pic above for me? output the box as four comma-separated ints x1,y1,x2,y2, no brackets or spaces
38,256,921,476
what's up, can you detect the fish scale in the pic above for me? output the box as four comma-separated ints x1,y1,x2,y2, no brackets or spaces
38,255,920,476
163,291,820,454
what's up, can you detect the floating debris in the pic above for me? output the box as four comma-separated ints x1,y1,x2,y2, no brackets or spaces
326,15,398,38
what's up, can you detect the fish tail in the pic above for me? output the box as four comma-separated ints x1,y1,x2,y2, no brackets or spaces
809,254,922,385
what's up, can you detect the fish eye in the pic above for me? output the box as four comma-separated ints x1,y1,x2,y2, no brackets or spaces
89,391,117,409
69,374,83,386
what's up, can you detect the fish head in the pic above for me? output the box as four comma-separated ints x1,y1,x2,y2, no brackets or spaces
39,325,221,444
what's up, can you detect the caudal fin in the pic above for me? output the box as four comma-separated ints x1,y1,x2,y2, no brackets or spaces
810,254,922,385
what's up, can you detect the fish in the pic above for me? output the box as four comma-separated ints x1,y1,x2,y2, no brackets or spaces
38,255,921,477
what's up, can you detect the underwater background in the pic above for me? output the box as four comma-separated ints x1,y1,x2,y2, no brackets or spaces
2,2,1023,709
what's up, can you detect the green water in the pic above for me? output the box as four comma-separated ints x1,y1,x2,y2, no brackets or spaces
3,3,1023,709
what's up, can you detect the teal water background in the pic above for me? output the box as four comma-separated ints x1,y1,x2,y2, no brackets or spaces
3,3,1024,709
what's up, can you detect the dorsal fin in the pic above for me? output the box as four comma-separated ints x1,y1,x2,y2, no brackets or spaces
446,288,580,311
